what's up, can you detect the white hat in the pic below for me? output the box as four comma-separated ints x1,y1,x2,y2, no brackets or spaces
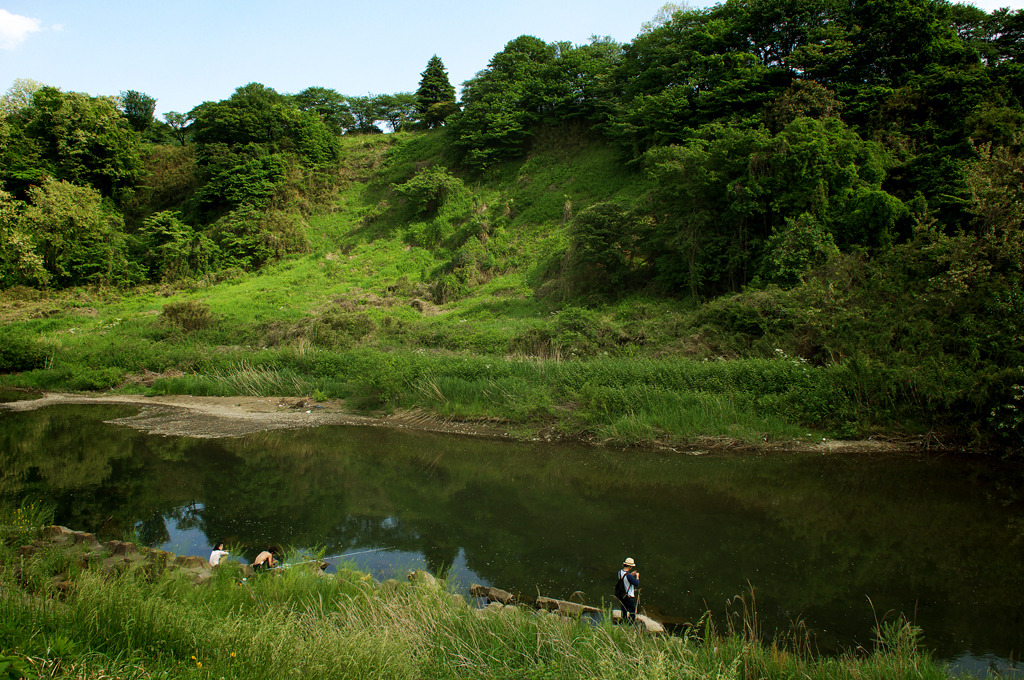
622,557,636,567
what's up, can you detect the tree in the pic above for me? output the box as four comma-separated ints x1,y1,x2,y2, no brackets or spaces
643,127,770,296
0,78,45,116
188,83,339,163
639,2,689,34
292,87,354,135
608,6,780,154
966,134,1024,267
763,81,842,133
452,35,618,168
642,116,905,296
568,202,649,295
17,87,142,195
136,211,217,282
345,95,386,134
0,187,48,286
209,203,309,270
162,111,192,146
378,92,419,132
189,83,290,149
18,178,141,287
121,90,157,133
416,56,458,128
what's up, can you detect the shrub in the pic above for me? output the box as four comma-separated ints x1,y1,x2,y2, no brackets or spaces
211,205,309,270
0,329,48,373
161,300,214,332
568,201,648,296
67,367,124,391
312,310,378,348
393,166,467,218
0,501,53,548
553,306,614,357
136,211,217,282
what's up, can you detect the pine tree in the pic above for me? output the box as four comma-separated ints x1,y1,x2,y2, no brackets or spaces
416,55,458,128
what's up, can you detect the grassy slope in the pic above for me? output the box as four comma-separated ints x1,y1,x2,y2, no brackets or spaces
0,131,907,448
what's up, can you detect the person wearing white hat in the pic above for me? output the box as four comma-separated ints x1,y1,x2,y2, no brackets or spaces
616,557,640,623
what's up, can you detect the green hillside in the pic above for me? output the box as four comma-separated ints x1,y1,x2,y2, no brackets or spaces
3,1,1024,452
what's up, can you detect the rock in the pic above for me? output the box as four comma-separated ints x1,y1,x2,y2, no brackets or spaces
42,526,74,541
612,610,666,633
535,596,599,616
189,569,213,585
71,531,99,547
470,584,515,604
407,569,439,588
376,578,403,595
50,576,74,596
103,540,137,556
173,555,209,569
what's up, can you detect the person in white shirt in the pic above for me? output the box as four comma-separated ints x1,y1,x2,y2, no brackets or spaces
209,542,229,566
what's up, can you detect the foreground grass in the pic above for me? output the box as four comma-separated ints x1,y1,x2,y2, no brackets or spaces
0,514,968,680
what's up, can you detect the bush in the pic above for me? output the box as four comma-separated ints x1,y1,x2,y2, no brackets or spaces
568,201,648,296
0,329,48,373
312,310,378,348
67,367,124,391
0,501,53,548
136,211,217,282
553,306,614,357
162,300,214,332
393,166,467,218
211,205,309,270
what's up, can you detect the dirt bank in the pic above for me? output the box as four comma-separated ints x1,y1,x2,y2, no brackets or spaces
0,391,516,440
0,391,905,453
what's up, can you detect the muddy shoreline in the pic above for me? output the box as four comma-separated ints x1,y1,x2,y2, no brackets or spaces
1,391,907,454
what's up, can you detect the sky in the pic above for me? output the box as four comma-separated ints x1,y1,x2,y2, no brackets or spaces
2,0,1023,121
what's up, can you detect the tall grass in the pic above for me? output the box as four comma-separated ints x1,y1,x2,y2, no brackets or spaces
0,500,54,547
0,544,971,680
2,332,847,444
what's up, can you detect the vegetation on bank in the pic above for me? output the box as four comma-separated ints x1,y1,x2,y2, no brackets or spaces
0,504,975,680
2,0,1024,452
0,133,1014,451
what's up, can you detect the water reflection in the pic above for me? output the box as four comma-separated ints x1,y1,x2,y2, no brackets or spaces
1,403,1023,675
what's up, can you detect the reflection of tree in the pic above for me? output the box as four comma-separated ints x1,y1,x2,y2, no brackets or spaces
0,406,137,494
167,502,203,531
419,521,460,576
137,512,170,546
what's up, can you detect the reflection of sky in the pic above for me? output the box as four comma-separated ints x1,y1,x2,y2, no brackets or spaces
948,653,1022,679
153,507,487,596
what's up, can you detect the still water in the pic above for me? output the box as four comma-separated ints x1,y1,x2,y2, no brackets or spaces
1,402,1022,676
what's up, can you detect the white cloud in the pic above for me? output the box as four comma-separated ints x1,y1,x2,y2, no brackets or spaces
0,9,42,50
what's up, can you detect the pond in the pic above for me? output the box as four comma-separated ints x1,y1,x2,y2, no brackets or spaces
1,401,1022,678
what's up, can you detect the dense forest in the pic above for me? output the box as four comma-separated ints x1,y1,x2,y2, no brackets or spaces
2,0,1023,452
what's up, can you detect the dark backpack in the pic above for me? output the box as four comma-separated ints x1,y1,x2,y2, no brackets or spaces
614,573,629,601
